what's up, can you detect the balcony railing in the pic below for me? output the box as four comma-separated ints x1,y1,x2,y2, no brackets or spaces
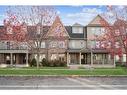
0,46,28,50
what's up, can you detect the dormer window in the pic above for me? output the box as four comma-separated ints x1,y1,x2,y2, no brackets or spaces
72,23,83,34
72,26,83,34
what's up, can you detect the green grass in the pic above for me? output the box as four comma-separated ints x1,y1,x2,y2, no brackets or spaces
0,67,127,76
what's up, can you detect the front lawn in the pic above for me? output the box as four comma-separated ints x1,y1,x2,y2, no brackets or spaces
0,67,127,76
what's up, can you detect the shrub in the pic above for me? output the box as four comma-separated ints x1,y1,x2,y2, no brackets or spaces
53,60,60,67
29,58,37,67
116,62,126,67
40,59,67,67
41,58,48,66
60,61,67,67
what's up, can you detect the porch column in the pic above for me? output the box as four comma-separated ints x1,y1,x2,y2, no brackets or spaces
67,52,69,66
91,50,93,66
26,53,29,66
10,53,13,66
102,54,104,65
57,52,59,60
113,55,116,67
79,52,81,65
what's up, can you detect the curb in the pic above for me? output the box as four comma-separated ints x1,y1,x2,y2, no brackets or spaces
0,75,127,77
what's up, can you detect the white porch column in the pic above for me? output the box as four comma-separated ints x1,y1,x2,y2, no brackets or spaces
67,52,69,66
91,50,93,66
10,53,13,66
57,52,59,60
79,52,81,65
102,54,104,65
26,53,29,67
113,55,116,67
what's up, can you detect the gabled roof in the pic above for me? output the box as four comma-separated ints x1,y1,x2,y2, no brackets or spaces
44,16,70,38
1,15,111,40
0,25,85,39
87,14,109,27
73,23,83,27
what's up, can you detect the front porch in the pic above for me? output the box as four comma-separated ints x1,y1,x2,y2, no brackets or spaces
67,49,115,68
0,50,29,67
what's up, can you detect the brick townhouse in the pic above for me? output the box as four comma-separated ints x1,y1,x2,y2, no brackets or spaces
0,15,116,68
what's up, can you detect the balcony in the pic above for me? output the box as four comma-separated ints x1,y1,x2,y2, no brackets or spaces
0,46,28,53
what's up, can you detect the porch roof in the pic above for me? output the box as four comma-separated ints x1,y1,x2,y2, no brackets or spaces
67,48,109,53
0,49,29,53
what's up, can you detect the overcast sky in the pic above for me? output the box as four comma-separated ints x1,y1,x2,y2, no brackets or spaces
0,5,107,26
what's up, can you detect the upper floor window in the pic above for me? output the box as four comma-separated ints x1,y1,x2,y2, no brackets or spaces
59,41,65,48
50,41,57,48
70,40,84,49
21,25,27,33
41,42,45,48
115,42,120,48
7,26,13,34
95,41,100,48
21,44,28,49
72,27,83,34
91,27,105,36
115,29,120,36
35,41,45,48
7,42,10,49
107,42,111,48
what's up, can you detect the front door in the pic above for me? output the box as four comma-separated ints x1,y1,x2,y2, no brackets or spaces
81,53,87,64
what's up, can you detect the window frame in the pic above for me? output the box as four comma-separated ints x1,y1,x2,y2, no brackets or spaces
72,26,83,34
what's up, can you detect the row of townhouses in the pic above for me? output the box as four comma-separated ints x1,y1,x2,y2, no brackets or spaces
0,15,118,68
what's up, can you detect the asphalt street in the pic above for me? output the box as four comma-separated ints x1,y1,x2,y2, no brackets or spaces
0,76,127,89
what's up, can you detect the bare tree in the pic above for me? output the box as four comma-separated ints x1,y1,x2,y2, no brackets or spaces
4,6,57,68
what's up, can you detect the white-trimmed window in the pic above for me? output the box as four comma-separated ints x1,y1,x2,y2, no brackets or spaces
72,27,83,33
51,54,57,60
34,54,45,62
41,42,45,48
88,41,96,49
70,40,84,49
59,41,65,48
95,41,100,48
80,41,84,48
59,54,65,61
7,26,13,34
115,29,120,36
35,41,39,47
91,27,105,36
71,41,76,48
35,41,45,48
50,41,57,48
115,42,120,48
39,54,46,61
107,42,111,48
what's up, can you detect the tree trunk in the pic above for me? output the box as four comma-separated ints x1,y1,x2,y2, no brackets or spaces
126,53,127,67
119,56,122,65
37,53,39,68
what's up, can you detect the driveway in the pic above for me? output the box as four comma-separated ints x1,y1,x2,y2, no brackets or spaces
0,76,127,89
